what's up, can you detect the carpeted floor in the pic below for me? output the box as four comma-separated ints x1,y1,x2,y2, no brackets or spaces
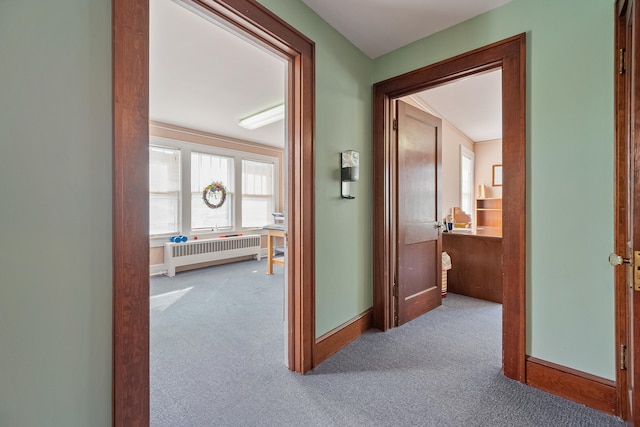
150,259,625,427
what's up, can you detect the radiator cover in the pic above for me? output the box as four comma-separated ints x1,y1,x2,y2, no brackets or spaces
164,234,261,277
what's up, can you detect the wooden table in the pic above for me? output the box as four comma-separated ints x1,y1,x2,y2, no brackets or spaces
264,224,285,275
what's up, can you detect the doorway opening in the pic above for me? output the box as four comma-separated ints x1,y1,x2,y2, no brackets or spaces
113,0,316,424
372,34,526,382
396,68,504,363
148,0,289,420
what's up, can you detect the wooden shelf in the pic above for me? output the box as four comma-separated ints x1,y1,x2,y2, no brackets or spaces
476,198,502,229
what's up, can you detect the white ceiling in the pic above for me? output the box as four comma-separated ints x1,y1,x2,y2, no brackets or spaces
150,0,506,147
416,70,502,142
301,0,513,59
150,0,286,147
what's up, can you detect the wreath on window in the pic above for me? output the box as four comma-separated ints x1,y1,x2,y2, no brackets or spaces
202,181,227,209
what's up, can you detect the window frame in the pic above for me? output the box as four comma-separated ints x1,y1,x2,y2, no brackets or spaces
241,158,276,228
459,144,475,222
149,135,280,247
149,144,182,236
190,150,235,232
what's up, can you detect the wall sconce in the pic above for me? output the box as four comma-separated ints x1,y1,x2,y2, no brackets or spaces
341,150,359,199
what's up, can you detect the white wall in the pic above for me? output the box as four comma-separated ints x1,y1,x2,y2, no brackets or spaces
0,1,112,425
475,139,502,199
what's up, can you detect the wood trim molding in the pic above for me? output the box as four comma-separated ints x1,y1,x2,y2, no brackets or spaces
314,309,373,367
113,0,315,424
618,0,629,17
150,121,285,158
526,357,617,415
193,0,313,57
112,0,150,424
614,1,631,420
372,34,527,382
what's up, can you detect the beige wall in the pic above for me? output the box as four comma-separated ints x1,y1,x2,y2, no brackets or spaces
474,139,502,199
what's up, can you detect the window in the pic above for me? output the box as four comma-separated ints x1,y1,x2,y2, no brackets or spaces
191,152,233,230
149,146,181,235
242,160,274,228
149,136,280,238
460,145,475,218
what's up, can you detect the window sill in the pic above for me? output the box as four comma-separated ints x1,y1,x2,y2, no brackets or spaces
149,227,268,248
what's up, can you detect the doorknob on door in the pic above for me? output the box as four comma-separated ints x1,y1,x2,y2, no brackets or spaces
609,253,632,266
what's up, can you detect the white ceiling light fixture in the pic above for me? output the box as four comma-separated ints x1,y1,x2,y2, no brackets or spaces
239,104,285,130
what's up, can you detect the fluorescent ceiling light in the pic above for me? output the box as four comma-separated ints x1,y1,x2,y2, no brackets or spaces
239,104,285,130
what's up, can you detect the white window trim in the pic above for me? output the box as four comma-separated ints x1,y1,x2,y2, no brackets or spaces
150,136,280,248
460,145,475,223
149,144,182,236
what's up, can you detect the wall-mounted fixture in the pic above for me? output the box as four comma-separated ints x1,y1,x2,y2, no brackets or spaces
239,104,285,130
341,150,359,199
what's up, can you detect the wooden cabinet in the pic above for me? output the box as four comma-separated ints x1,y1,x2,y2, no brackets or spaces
476,198,502,229
442,231,503,303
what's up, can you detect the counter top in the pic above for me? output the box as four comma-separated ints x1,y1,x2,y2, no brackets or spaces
444,227,502,238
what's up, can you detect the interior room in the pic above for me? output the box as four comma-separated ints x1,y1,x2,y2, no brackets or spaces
148,1,290,419
148,0,288,275
401,69,504,304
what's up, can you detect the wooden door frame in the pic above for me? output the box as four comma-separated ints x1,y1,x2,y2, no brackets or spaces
113,0,316,424
615,0,638,422
372,34,527,382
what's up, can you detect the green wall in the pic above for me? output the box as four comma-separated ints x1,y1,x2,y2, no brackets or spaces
0,1,112,426
258,0,374,336
374,0,616,380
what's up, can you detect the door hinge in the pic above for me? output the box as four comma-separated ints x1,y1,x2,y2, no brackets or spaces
634,250,640,291
621,344,628,370
393,119,398,131
619,48,626,75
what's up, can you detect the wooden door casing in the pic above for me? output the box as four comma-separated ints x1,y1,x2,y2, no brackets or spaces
113,0,316,424
372,34,526,382
396,101,442,325
615,0,639,422
632,0,640,420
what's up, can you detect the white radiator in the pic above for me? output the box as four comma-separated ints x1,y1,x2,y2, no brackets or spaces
164,234,261,277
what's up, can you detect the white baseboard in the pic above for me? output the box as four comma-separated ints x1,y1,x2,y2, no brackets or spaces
150,250,267,277
150,264,167,276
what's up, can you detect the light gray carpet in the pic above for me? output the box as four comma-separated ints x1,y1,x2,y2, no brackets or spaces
150,259,625,427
